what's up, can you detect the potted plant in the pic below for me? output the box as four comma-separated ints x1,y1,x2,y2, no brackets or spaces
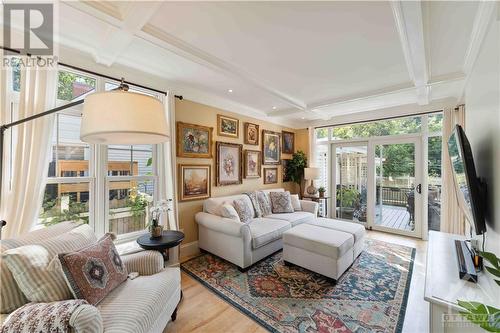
148,199,170,239
285,151,308,197
318,187,326,198
336,187,360,220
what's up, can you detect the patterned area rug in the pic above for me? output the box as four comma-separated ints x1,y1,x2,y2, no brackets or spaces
182,239,415,333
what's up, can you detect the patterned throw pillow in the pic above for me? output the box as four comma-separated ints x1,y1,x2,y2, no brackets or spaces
59,233,128,306
256,191,272,216
290,194,302,211
3,224,97,304
233,198,254,223
220,204,241,222
243,191,262,218
270,191,294,214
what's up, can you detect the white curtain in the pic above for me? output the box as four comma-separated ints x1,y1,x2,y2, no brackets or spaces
0,60,58,238
441,105,466,235
158,92,178,231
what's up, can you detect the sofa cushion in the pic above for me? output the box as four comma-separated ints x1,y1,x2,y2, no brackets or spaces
220,204,240,222
265,211,315,226
270,191,294,213
283,224,354,259
256,191,272,216
243,191,262,218
309,218,366,242
98,267,180,333
233,198,254,223
248,218,290,249
59,233,128,306
0,221,82,313
3,224,97,304
290,194,302,211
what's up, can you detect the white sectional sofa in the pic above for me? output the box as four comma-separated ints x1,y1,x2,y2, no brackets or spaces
195,188,318,270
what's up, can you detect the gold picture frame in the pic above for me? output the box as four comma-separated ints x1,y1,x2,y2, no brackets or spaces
176,122,213,158
282,131,295,154
262,130,281,165
215,141,243,186
244,122,260,145
244,150,261,179
178,164,211,202
217,114,239,138
263,167,278,184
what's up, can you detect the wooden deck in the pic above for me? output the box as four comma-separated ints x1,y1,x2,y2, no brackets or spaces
375,205,413,231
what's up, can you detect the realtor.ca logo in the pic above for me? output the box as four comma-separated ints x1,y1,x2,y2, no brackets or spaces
2,2,57,68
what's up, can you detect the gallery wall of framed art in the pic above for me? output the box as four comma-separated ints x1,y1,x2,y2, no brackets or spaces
174,99,300,245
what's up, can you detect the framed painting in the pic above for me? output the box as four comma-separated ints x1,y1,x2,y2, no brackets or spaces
263,167,278,184
215,141,242,186
282,159,291,182
262,130,281,165
244,122,260,145
244,150,261,179
282,131,295,154
176,122,213,158
217,114,239,138
178,164,211,202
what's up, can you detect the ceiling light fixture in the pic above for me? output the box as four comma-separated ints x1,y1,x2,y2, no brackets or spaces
272,106,277,110
228,89,233,93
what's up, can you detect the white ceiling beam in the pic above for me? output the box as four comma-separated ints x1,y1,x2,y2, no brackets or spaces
462,1,497,75
138,25,306,111
391,1,430,105
90,3,163,67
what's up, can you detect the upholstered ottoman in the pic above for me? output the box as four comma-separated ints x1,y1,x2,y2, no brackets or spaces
307,218,366,260
282,224,354,280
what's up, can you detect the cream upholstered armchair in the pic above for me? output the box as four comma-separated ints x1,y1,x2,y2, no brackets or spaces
0,222,181,333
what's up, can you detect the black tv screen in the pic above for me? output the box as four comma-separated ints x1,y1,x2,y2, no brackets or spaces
447,125,486,235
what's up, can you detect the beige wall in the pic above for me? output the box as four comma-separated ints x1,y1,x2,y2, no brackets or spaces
175,99,300,244
295,128,310,159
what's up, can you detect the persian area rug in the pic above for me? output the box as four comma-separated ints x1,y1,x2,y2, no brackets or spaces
181,239,415,333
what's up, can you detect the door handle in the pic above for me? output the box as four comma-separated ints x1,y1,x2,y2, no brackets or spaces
416,184,422,194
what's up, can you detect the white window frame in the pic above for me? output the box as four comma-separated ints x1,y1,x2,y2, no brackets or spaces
38,66,166,241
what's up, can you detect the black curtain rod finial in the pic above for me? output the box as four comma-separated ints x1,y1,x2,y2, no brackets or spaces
174,95,183,100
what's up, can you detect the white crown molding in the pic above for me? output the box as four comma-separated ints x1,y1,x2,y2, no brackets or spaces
391,1,430,105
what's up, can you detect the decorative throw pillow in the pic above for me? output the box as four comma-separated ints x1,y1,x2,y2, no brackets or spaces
3,224,97,304
290,194,302,211
233,198,254,223
243,191,262,218
256,191,272,216
59,233,127,306
270,191,294,214
220,204,241,222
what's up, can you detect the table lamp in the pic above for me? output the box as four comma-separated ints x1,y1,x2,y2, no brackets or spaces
304,167,320,196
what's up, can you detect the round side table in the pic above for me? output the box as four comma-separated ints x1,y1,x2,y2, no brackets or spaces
137,230,185,261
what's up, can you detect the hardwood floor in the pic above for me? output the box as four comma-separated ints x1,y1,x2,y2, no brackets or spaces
165,230,429,333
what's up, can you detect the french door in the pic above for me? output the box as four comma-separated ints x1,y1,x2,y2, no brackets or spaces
332,136,422,238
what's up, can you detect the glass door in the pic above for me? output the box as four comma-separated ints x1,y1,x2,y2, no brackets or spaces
368,137,422,237
331,143,368,225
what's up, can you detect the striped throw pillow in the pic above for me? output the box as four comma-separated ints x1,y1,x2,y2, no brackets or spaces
3,224,97,303
0,221,82,313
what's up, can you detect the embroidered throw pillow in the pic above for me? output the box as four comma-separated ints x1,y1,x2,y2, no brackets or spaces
59,233,128,306
233,198,254,223
220,204,241,222
257,191,272,216
290,194,302,211
270,191,294,214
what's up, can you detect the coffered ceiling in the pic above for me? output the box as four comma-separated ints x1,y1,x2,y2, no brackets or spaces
19,1,500,127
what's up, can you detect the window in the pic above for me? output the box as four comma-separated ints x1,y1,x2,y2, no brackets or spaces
330,116,421,140
36,68,170,240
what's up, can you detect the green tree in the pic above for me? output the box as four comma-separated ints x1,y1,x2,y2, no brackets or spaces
57,71,96,101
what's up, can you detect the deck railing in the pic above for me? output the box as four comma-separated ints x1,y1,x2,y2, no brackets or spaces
376,186,413,207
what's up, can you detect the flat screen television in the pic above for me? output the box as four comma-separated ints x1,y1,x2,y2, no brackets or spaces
447,125,486,235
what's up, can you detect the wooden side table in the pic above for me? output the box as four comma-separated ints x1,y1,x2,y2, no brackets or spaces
137,230,185,261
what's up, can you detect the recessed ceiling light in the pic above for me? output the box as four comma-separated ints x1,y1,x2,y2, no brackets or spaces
227,89,233,93
301,117,305,119
272,106,277,110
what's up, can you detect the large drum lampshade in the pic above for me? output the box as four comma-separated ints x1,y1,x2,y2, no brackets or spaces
80,90,169,144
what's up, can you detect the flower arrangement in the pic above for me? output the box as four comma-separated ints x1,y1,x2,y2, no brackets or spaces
148,199,170,239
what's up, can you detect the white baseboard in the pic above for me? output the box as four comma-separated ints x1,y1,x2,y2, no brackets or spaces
180,240,200,260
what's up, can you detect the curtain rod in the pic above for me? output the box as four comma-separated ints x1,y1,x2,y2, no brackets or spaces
313,109,444,129
1,46,183,100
